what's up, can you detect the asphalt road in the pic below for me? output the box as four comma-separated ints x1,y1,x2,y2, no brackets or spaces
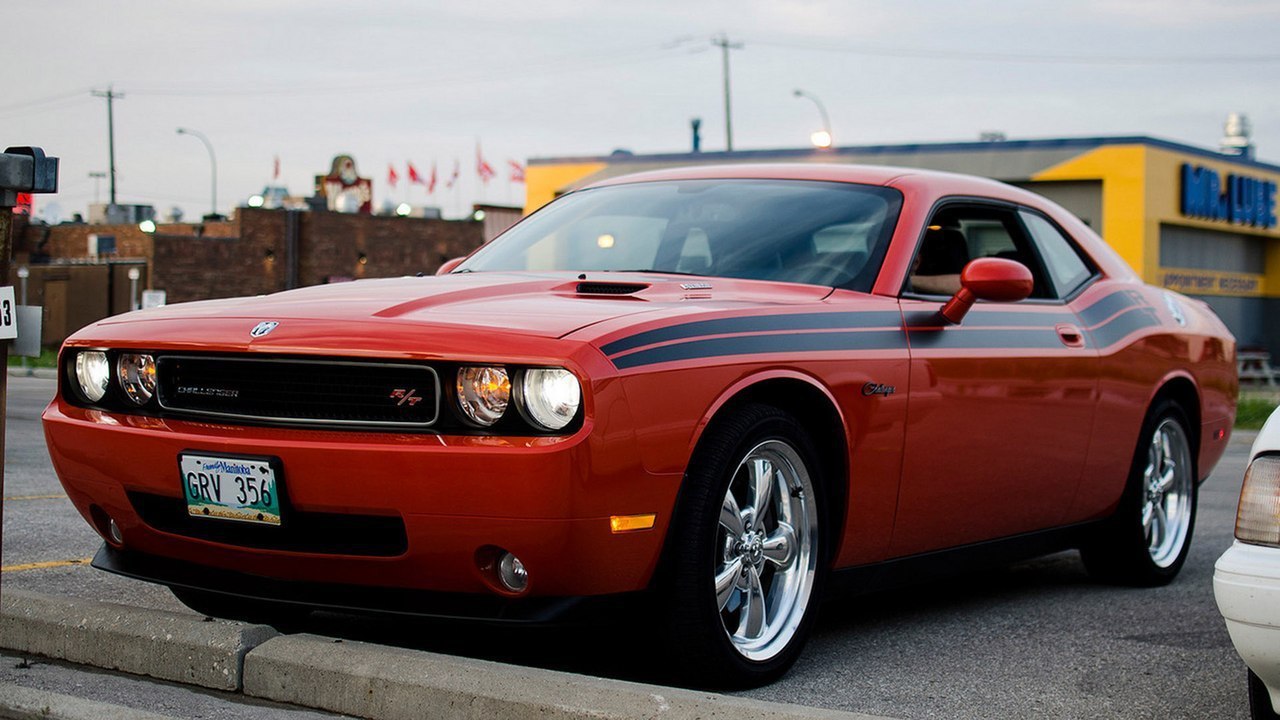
2,375,1254,719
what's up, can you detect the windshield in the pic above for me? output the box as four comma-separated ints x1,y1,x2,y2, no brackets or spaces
457,179,903,292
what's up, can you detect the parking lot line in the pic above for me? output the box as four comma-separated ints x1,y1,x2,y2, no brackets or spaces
3,494,67,501
2,558,92,573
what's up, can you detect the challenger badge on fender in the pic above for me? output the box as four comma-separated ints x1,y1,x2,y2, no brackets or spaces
250,321,279,338
862,382,895,397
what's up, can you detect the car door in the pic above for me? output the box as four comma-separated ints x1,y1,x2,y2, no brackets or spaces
891,201,1101,556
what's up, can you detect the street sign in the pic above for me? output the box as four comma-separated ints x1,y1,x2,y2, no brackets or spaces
0,286,16,340
13,306,41,357
141,290,167,309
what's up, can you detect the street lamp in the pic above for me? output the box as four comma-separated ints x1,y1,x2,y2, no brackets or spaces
793,89,833,149
176,127,218,218
16,266,29,375
128,266,141,311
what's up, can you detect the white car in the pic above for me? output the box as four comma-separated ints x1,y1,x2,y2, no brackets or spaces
1215,409,1280,720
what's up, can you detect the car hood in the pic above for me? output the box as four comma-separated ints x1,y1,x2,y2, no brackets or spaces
90,272,834,341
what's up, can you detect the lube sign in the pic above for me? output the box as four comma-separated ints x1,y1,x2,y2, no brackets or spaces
1180,164,1277,229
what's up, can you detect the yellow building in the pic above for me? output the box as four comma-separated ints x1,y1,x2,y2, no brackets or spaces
527,137,1280,353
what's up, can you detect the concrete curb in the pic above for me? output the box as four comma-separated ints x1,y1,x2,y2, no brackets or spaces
244,634,886,720
0,683,174,720
5,367,56,379
1,591,890,720
0,589,278,691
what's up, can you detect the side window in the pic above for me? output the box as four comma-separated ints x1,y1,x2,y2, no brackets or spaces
908,204,1052,299
1019,211,1094,297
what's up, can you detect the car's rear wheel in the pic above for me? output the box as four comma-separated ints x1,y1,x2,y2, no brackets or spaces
1081,399,1197,586
660,403,825,688
170,586,309,629
1250,669,1280,720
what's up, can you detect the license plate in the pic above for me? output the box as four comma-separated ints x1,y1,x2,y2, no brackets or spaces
180,453,282,526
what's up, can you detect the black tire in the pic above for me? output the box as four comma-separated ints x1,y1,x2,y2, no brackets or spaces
1080,399,1197,586
170,586,310,629
659,403,827,688
1250,669,1280,720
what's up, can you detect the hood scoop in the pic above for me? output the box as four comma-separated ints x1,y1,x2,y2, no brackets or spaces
575,281,650,296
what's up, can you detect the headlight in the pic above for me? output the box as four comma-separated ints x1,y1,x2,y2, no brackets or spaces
117,354,157,405
518,367,580,431
74,351,110,403
1237,455,1280,548
456,366,510,427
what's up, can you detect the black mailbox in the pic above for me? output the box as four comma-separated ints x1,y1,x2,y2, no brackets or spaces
1,146,59,204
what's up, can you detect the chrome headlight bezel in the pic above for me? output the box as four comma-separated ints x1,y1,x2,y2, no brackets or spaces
516,367,582,432
455,365,511,427
116,353,157,406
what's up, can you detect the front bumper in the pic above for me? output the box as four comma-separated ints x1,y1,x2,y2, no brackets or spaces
92,544,636,624
1214,541,1280,712
44,398,679,598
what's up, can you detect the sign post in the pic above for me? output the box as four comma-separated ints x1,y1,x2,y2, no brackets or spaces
0,146,59,601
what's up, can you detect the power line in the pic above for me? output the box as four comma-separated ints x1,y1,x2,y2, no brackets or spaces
0,94,90,121
127,43,684,99
748,39,1280,65
0,88,91,113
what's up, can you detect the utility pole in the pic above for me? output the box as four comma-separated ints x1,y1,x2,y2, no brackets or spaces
91,86,124,206
711,34,743,152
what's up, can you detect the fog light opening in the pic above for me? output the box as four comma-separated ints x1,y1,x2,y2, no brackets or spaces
497,551,528,593
90,505,124,548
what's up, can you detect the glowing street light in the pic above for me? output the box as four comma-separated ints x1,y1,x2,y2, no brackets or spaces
176,127,218,217
793,89,833,149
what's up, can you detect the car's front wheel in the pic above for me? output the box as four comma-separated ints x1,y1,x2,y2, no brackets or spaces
660,403,825,688
1081,399,1197,586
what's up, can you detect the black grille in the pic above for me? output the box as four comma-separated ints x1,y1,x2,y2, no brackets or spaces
156,356,440,427
128,491,408,557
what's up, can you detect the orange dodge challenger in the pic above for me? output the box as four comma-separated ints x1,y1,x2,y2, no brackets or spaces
44,164,1237,686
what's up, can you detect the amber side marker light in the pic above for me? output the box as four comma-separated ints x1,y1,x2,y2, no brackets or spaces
610,514,656,533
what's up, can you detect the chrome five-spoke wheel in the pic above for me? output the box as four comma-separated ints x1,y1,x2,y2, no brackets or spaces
1143,416,1193,568
662,403,826,687
1081,400,1198,586
715,439,819,661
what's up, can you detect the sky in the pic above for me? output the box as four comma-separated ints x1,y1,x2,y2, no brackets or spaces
6,0,1279,223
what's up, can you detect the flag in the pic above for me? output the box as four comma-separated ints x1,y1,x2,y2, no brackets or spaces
446,159,460,189
427,161,438,194
387,164,399,188
273,155,280,180
508,160,525,183
476,143,496,184
408,161,423,185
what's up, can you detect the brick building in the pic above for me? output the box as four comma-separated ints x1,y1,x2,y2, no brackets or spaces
13,208,487,345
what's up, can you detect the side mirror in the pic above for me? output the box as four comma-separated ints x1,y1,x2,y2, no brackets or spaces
939,258,1033,324
436,257,466,275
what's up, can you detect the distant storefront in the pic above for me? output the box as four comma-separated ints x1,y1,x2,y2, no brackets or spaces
525,136,1280,354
